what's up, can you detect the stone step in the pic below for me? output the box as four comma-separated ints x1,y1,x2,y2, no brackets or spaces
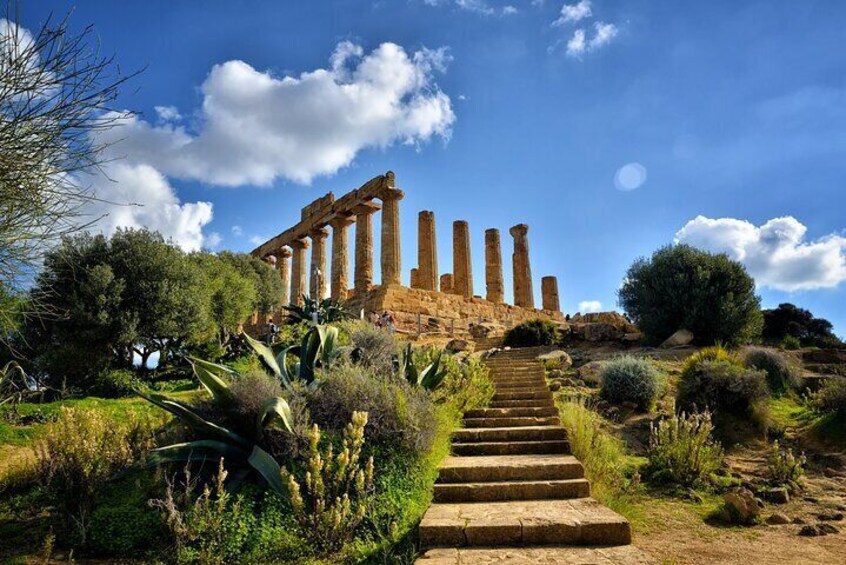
452,440,569,456
415,546,653,564
492,377,546,385
492,390,552,401
433,478,590,503
492,381,547,389
453,426,567,444
465,406,558,418
490,399,556,409
419,498,631,548
463,416,560,428
437,454,584,483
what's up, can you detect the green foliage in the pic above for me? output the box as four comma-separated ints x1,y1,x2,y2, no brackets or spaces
743,348,799,396
503,318,559,347
599,355,663,411
645,411,724,488
765,440,805,484
35,407,158,543
151,460,256,565
677,352,770,439
399,343,447,391
192,253,256,347
217,252,284,317
284,412,375,556
348,321,395,373
763,303,842,348
93,368,143,398
88,475,165,555
309,362,437,455
781,335,801,350
812,378,846,420
431,353,494,414
556,396,638,514
284,296,352,324
618,244,763,345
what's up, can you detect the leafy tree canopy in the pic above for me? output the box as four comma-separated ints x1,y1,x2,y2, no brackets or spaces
762,303,842,347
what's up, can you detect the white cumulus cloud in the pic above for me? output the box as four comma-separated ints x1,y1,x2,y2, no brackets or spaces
554,1,592,26
95,42,454,187
589,21,617,48
566,30,587,56
675,216,846,292
578,300,603,313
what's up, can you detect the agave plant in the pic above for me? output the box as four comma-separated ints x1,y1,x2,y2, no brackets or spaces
243,324,344,391
284,296,352,324
399,343,448,391
139,357,292,494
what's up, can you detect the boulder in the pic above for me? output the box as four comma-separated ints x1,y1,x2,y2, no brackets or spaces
660,329,694,348
469,322,503,339
723,489,761,525
766,512,791,525
568,312,640,342
537,350,573,369
578,361,604,387
622,332,644,343
762,487,790,504
445,339,474,353
584,323,621,342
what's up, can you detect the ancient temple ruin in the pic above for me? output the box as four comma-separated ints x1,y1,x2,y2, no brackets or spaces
251,171,564,333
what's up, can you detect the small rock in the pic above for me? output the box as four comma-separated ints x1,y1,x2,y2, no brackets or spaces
445,338,474,353
824,467,840,478
686,489,704,504
766,513,791,525
537,350,573,369
792,517,807,525
804,496,820,503
660,328,694,348
549,381,562,392
562,377,580,387
763,487,790,504
818,523,840,534
723,489,761,525
817,511,844,522
799,525,820,537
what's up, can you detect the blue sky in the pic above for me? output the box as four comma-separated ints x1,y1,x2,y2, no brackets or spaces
15,0,846,336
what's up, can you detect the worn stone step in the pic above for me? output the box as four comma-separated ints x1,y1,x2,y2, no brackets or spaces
492,379,546,386
433,478,590,503
420,498,631,548
490,399,555,409
454,426,567,444
493,390,552,401
492,383,548,391
465,406,558,418
463,416,560,428
437,454,584,483
452,440,569,456
415,545,653,564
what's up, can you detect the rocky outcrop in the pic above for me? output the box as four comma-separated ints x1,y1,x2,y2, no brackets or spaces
567,312,641,343
661,329,694,348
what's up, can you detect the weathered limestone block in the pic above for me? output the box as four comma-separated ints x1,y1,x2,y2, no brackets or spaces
380,188,404,286
453,220,473,298
418,210,438,291
309,227,329,300
274,247,292,306
289,238,309,306
410,267,421,289
510,224,534,308
484,228,504,304
541,276,560,312
441,273,454,294
329,215,354,301
353,203,379,293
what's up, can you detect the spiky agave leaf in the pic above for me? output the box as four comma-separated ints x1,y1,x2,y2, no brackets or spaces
418,352,447,391
258,396,293,434
242,331,283,378
188,357,236,402
140,392,250,448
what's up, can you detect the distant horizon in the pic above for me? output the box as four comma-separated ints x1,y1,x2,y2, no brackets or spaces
13,0,846,336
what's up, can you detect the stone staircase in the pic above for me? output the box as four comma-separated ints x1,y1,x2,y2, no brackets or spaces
415,348,650,564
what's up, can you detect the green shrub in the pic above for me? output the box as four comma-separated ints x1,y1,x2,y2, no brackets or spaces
503,319,558,348
781,335,801,350
743,348,799,396
309,362,437,456
35,407,158,544
431,353,494,414
645,411,723,487
93,369,143,398
151,460,255,565
89,493,164,554
599,355,663,411
763,303,842,348
677,356,769,438
284,412,374,557
812,378,846,419
619,244,763,345
349,321,396,373
766,440,805,484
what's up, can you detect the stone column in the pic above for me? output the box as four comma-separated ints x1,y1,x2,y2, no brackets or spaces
410,268,421,289
484,228,504,303
329,215,354,301
290,238,309,306
510,223,534,308
353,203,379,294
417,210,438,291
440,273,454,294
452,220,473,298
309,227,329,300
275,247,292,306
380,188,404,286
541,276,560,312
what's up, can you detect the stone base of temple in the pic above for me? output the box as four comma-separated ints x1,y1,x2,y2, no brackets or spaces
345,284,565,335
